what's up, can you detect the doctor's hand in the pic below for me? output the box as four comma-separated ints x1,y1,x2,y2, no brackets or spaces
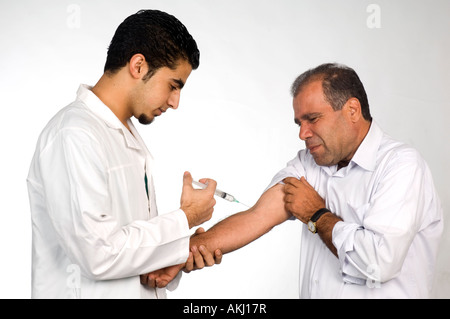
140,228,222,288
140,263,184,289
283,177,326,224
180,171,217,228
184,227,222,273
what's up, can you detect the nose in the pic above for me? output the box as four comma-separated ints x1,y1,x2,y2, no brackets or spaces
299,123,313,141
167,90,181,110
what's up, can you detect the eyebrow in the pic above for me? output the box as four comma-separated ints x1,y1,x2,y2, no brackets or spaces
172,78,185,89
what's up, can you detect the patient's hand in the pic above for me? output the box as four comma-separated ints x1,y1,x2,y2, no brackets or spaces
140,228,222,288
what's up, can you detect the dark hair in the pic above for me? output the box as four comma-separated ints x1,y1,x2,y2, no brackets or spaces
291,63,372,121
104,9,200,80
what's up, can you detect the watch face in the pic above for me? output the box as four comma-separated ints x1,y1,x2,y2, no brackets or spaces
308,220,316,233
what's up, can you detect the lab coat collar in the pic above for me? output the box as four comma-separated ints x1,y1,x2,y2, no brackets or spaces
76,84,142,150
349,120,384,172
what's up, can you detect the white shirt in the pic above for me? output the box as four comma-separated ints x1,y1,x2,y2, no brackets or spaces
27,84,190,298
268,121,443,298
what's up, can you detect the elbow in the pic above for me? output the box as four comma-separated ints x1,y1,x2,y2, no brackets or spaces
75,261,111,281
69,248,122,281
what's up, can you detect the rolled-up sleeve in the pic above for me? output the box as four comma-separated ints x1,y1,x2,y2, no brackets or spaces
331,150,433,285
266,151,306,190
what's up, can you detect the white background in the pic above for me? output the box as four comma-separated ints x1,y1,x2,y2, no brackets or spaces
1,0,449,298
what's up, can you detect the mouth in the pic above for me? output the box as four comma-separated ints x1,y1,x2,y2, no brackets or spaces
307,144,321,154
155,108,167,116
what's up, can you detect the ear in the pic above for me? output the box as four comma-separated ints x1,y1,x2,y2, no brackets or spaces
345,98,362,123
129,54,147,80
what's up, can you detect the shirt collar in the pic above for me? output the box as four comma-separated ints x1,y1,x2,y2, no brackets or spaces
76,84,142,150
349,120,384,172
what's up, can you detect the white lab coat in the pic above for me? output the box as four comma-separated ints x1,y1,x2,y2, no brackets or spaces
27,84,190,298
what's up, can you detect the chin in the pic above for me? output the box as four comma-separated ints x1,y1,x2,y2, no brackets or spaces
312,155,333,167
138,114,154,125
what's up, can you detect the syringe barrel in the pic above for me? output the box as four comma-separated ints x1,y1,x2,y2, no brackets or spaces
215,190,235,202
193,181,237,202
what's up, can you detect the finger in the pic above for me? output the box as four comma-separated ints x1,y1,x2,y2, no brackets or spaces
283,179,301,195
284,194,295,209
283,193,293,203
182,171,193,190
283,183,293,195
146,274,157,288
156,278,168,289
140,274,148,285
282,177,300,186
184,251,194,273
199,178,217,194
199,245,215,266
214,249,223,265
191,245,205,269
194,227,205,235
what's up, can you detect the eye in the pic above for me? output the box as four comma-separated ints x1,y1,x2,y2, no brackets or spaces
308,114,323,124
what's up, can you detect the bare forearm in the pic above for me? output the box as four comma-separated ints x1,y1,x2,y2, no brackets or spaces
191,209,268,254
317,212,342,257
191,184,290,255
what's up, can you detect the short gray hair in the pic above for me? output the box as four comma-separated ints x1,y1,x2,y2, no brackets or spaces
291,63,372,121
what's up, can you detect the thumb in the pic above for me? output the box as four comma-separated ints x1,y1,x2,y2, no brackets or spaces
183,171,193,189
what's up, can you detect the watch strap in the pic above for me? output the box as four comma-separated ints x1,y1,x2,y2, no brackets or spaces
310,208,331,222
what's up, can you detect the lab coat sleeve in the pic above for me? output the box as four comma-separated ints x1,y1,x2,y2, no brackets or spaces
332,148,437,284
38,127,190,280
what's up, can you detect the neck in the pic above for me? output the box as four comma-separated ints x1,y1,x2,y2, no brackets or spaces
337,120,372,170
91,73,132,130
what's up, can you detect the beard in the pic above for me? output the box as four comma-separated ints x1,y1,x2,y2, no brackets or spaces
138,113,154,125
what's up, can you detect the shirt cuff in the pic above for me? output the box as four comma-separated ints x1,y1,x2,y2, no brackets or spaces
163,210,189,292
332,221,366,284
332,221,362,256
171,208,190,233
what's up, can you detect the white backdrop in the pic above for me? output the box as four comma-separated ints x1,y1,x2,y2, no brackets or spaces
1,0,448,298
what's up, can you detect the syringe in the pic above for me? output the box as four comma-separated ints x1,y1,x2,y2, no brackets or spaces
192,180,249,207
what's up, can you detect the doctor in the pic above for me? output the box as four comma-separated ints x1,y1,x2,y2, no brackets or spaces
27,9,221,299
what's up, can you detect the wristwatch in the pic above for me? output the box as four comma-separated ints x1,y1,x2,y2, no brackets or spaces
307,208,331,233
